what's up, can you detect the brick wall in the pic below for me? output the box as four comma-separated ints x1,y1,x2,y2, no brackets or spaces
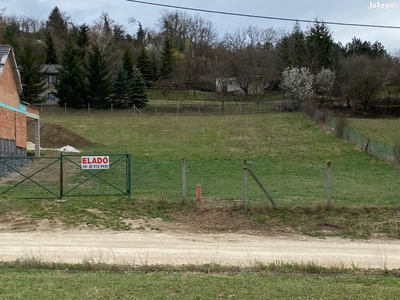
27,105,40,116
0,55,20,108
15,112,26,148
0,52,27,153
0,106,14,140
0,107,26,148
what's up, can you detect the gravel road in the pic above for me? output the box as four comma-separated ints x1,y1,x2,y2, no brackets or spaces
1,230,399,269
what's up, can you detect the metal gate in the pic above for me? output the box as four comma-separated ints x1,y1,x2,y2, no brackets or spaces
0,153,131,199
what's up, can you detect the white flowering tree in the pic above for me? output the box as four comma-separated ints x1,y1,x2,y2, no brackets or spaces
315,68,335,106
280,67,314,109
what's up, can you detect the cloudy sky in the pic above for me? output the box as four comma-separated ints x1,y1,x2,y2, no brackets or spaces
1,0,400,52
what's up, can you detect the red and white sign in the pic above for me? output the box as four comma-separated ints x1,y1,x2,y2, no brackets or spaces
81,156,109,170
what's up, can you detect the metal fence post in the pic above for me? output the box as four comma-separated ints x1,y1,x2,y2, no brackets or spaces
243,160,248,209
327,161,331,205
60,153,63,199
383,144,386,161
127,153,132,197
182,158,187,204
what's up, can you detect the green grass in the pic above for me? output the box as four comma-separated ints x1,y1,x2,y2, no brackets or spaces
347,118,400,146
28,112,399,206
38,98,279,116
2,111,400,297
2,112,400,236
146,89,283,102
246,205,400,239
0,264,399,299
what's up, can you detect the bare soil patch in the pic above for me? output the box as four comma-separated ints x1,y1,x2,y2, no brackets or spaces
170,201,262,234
0,212,65,232
27,120,96,149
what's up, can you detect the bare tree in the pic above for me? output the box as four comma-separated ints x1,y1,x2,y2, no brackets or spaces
222,26,278,99
158,10,217,55
339,56,384,112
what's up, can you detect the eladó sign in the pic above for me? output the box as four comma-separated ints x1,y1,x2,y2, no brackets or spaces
81,156,110,170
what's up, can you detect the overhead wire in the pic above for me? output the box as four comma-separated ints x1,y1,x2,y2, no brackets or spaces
124,0,400,29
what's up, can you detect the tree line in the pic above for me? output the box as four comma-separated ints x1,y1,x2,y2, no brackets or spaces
0,6,399,112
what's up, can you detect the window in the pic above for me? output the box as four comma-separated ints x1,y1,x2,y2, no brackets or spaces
48,75,57,84
48,93,55,100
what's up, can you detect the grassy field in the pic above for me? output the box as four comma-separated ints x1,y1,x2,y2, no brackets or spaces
2,111,400,237
347,118,400,146
0,262,399,299
37,97,280,116
24,112,398,207
2,111,400,297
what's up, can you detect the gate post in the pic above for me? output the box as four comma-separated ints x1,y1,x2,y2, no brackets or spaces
243,160,248,209
126,153,132,197
182,158,187,204
60,153,63,199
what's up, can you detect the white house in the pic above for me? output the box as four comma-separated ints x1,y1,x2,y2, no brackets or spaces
216,76,266,96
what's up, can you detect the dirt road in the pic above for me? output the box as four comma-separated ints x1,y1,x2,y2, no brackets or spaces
1,229,399,269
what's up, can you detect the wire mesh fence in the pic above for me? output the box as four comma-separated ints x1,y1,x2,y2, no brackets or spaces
34,100,276,117
1,156,398,207
327,118,400,164
130,158,399,207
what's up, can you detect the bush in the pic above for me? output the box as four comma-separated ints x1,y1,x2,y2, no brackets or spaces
334,118,349,138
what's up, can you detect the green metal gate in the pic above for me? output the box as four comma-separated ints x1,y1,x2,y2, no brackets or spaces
0,153,131,199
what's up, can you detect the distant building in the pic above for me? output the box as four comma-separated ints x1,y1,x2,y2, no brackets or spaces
0,45,40,161
215,77,243,94
40,64,61,105
216,76,265,96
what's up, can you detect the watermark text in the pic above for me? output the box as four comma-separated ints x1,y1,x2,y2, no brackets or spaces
368,2,398,9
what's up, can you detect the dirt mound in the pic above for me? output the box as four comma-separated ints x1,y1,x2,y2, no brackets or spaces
27,120,96,149
170,201,261,234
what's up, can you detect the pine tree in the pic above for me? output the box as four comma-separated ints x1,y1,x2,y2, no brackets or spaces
2,25,20,57
276,22,306,71
136,23,145,45
56,41,88,107
111,67,132,108
45,31,58,64
159,36,175,80
46,6,68,40
87,43,111,108
137,45,153,81
19,43,46,104
76,24,90,61
122,47,134,79
305,20,339,72
130,72,148,108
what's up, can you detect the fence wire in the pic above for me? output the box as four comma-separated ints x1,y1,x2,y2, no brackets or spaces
0,154,130,198
328,118,399,164
35,101,275,117
1,156,398,207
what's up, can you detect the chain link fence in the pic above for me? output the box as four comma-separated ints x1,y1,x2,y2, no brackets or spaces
1,156,398,207
327,118,400,164
34,101,276,116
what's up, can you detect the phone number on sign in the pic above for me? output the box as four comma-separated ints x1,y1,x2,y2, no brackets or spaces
82,164,109,169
